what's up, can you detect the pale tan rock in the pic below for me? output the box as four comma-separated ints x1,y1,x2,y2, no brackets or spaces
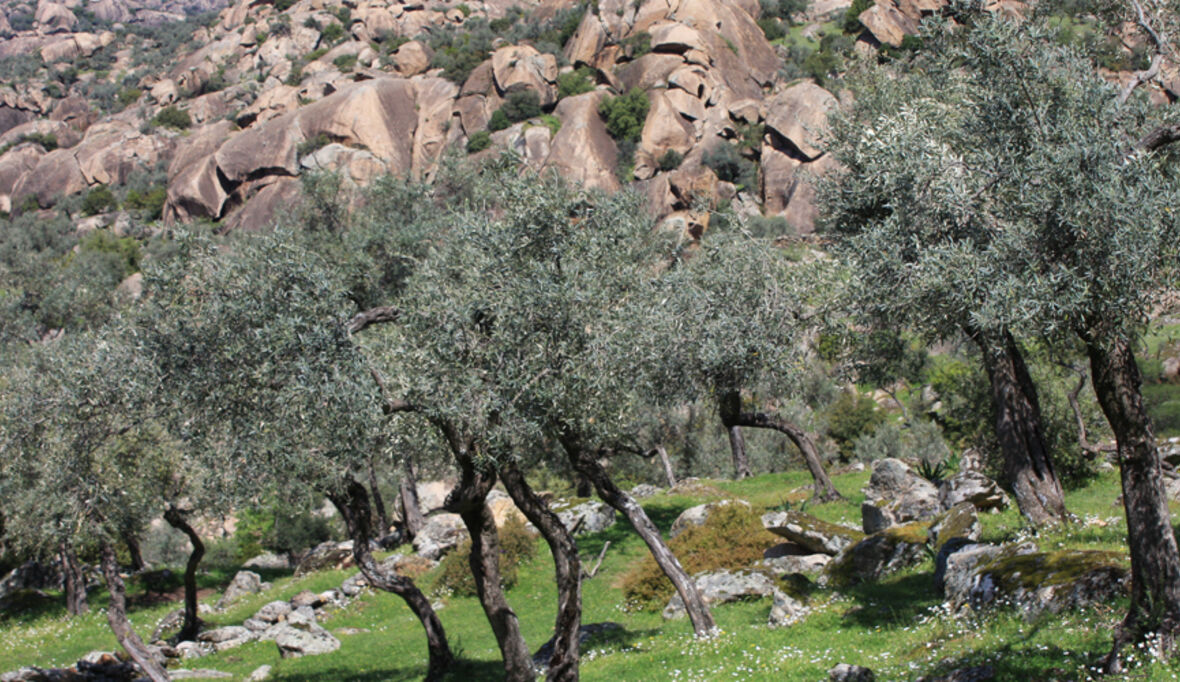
461,59,496,97
35,2,76,34
764,81,837,160
215,115,302,184
858,2,918,47
522,124,552,168
676,0,780,86
640,90,694,160
649,22,708,53
664,87,706,122
411,76,459,181
296,78,418,172
563,10,606,67
761,145,836,234
74,121,167,187
40,37,80,63
150,79,179,105
165,120,236,222
668,65,712,101
543,91,619,192
392,41,432,77
236,85,301,127
616,53,684,93
455,95,491,136
0,119,80,150
0,145,43,213
301,143,389,185
11,148,87,208
491,45,558,105
186,91,232,126
222,176,302,232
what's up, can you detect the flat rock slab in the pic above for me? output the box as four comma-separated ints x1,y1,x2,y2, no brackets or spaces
762,510,864,555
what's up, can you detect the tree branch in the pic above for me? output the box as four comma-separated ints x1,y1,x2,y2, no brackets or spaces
348,306,400,334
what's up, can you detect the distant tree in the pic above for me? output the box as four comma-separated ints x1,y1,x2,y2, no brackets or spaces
821,14,1180,668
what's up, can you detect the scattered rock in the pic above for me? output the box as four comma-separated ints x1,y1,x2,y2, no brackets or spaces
248,665,272,682
334,627,370,635
287,605,317,627
826,522,930,587
215,570,269,609
294,542,354,576
630,484,661,499
555,500,616,535
938,472,1010,512
255,600,293,623
928,503,981,553
340,573,369,597
663,569,781,619
413,513,468,560
762,510,865,555
273,622,341,658
829,663,876,681
532,622,624,670
861,458,942,533
768,588,808,627
670,499,751,538
945,547,1129,616
174,641,212,660
197,625,255,651
290,590,320,609
243,552,292,571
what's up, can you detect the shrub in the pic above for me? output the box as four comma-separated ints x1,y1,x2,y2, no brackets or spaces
303,16,321,30
274,0,295,10
702,143,756,191
9,12,34,32
153,105,191,130
539,113,562,135
757,17,786,41
466,130,492,153
557,67,595,99
761,0,808,22
456,3,472,16
825,391,886,461
621,31,651,58
123,187,167,220
434,515,537,597
81,185,118,216
488,108,511,131
500,90,542,122
77,229,141,278
842,0,874,34
321,22,346,45
744,214,793,238
333,53,359,71
657,149,683,171
620,504,780,610
333,6,352,24
598,88,649,142
116,87,142,109
20,132,58,151
297,132,332,158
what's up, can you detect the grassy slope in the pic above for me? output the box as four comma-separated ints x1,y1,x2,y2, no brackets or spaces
4,469,1180,680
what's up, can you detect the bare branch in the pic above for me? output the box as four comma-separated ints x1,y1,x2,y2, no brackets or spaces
348,306,400,334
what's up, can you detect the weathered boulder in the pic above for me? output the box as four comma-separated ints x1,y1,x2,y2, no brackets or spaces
10,148,87,208
927,502,981,554
243,552,291,571
0,145,43,213
767,587,808,627
945,547,1129,616
543,91,619,192
197,625,255,651
829,664,876,682
412,77,459,181
286,605,316,627
764,82,836,160
639,90,694,162
35,3,77,34
630,484,661,499
413,513,468,559
662,569,779,619
491,45,558,105
826,522,929,587
289,590,320,609
762,510,865,556
391,41,431,77
858,2,919,47
273,622,341,658
669,499,750,538
221,176,302,232
294,542,353,576
563,10,607,68
339,573,369,597
555,500,616,535
214,570,269,609
761,543,832,576
861,458,941,533
938,471,1010,512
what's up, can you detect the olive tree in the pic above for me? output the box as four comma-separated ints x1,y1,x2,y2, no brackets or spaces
821,13,1180,667
0,327,171,681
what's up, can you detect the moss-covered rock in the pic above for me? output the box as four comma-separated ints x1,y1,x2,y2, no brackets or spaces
762,510,865,556
928,502,981,553
946,546,1129,616
824,521,930,588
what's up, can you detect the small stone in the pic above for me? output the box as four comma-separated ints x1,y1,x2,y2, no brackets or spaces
273,622,341,658
255,600,292,623
248,665,273,681
669,500,750,539
287,605,316,627
340,573,368,596
242,617,271,632
290,590,319,609
768,589,808,627
215,571,268,609
829,663,875,681
555,500,616,535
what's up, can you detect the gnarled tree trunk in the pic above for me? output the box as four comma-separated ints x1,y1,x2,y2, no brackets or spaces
60,541,88,616
99,542,169,682
443,455,533,682
501,461,582,681
719,392,752,479
163,507,205,642
123,532,146,572
721,391,841,502
399,458,424,542
329,479,452,681
369,456,391,533
560,431,716,637
1085,332,1180,672
973,328,1069,526
655,445,677,488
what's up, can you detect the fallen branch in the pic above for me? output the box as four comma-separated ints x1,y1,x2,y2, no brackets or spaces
583,541,610,579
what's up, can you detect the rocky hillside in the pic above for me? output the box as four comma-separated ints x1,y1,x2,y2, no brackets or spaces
0,0,1164,235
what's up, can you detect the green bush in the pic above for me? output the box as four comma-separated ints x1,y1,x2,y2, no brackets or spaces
433,515,537,597
657,149,683,171
153,105,191,130
621,31,651,58
598,88,649,142
539,113,562,136
466,130,492,153
123,187,167,220
557,67,596,99
500,90,542,122
757,17,786,41
825,391,886,461
702,143,757,191
274,0,295,10
116,88,142,109
297,132,332,158
488,108,511,131
842,0,873,34
745,214,794,238
77,229,141,279
621,504,780,610
321,22,346,44
81,185,118,216
333,53,359,71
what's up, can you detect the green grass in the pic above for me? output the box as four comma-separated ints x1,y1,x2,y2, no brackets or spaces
7,469,1180,680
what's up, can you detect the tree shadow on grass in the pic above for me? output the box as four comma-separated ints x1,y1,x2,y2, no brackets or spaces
838,572,942,630
271,659,505,682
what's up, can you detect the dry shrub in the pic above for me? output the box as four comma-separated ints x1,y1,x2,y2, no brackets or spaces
433,514,537,596
620,503,779,610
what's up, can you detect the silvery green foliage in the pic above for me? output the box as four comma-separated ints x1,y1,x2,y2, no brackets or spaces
0,324,170,555
372,171,677,456
820,15,1180,343
141,228,385,500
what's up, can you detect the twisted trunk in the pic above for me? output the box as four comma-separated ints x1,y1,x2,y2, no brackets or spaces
123,532,147,572
719,392,752,479
560,431,716,637
368,456,391,533
99,542,169,682
329,479,452,681
60,541,88,616
655,445,677,488
443,456,533,682
971,327,1069,526
721,391,841,502
163,507,205,642
399,458,424,541
500,461,582,681
1085,333,1180,672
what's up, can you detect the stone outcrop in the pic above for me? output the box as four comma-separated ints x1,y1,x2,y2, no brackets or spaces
762,510,865,555
938,471,1010,512
214,570,269,609
860,458,942,533
413,513,468,559
555,499,616,535
826,521,930,587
